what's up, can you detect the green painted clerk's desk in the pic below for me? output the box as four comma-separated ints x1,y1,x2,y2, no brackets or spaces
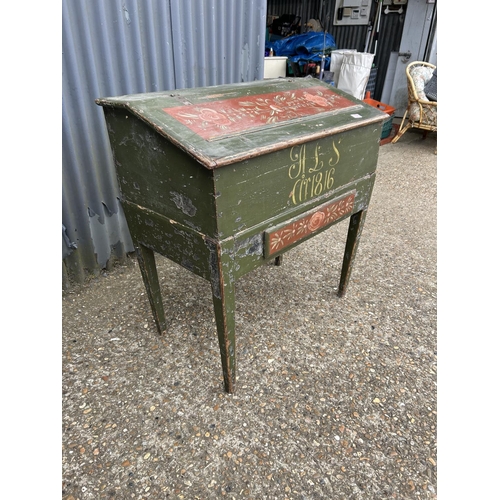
97,78,387,393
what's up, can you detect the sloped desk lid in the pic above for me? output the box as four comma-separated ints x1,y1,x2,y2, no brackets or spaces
96,78,388,169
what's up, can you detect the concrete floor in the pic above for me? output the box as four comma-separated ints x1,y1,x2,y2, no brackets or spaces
62,127,437,499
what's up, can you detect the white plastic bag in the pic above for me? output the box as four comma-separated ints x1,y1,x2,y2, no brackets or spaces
329,49,357,87
337,52,375,100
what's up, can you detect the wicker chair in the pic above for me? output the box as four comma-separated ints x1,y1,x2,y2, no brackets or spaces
392,61,437,144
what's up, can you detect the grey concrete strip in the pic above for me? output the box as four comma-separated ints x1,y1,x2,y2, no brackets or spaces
62,129,437,499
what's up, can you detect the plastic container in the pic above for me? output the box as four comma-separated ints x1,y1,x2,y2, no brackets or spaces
264,56,288,79
363,92,396,139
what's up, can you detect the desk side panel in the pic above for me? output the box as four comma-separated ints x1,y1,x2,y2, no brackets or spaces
102,107,218,236
121,200,214,280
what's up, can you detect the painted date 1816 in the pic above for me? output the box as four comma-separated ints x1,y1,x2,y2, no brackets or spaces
288,139,341,205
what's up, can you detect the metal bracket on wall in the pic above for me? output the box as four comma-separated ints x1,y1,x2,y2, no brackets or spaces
398,51,411,63
384,6,404,14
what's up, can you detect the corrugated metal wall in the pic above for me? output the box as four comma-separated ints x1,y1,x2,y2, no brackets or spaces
62,0,267,287
267,0,324,29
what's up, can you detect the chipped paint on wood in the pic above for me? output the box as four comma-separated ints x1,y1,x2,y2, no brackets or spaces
170,192,197,217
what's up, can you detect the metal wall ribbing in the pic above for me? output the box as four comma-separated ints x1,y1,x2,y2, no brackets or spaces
62,0,267,287
267,0,323,29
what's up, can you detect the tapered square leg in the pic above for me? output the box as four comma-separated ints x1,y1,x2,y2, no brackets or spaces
135,243,167,335
208,242,237,393
338,210,367,298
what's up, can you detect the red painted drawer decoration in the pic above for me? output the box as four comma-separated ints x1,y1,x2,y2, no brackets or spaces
265,192,356,257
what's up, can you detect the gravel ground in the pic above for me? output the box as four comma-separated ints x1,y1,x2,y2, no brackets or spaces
62,129,437,499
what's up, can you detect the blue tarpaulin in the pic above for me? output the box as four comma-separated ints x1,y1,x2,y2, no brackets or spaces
266,32,336,65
